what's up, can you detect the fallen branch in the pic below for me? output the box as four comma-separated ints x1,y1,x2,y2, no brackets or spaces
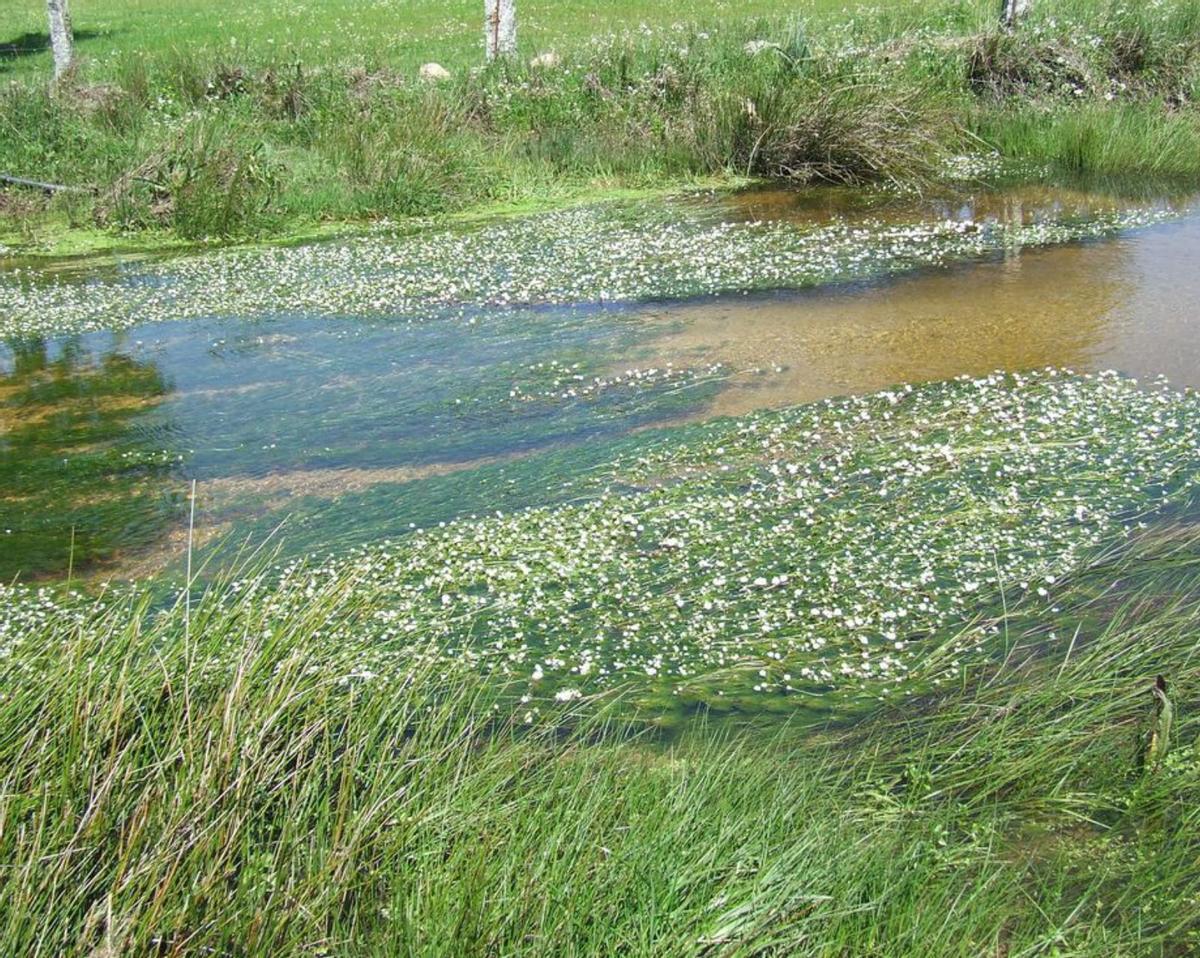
0,173,93,195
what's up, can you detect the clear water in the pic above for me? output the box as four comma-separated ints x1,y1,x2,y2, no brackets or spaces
3,182,1198,583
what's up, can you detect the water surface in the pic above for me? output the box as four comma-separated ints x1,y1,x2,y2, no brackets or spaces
644,198,1200,415
3,182,1198,582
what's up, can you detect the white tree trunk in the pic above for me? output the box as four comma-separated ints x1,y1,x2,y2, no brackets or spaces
484,0,516,61
46,0,74,80
1002,0,1030,28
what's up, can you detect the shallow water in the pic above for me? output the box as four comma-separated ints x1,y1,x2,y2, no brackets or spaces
2,182,1198,582
643,199,1200,416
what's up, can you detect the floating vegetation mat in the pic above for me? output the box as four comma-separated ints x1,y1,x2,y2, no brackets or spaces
5,370,1199,720
0,200,1180,338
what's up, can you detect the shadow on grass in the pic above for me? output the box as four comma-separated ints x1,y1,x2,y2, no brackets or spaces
0,29,106,69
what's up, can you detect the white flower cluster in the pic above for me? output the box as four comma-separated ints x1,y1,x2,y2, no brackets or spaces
0,198,1177,339
7,369,1186,716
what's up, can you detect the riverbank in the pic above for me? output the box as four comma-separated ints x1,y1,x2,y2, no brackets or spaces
1,494,1197,954
2,0,1198,254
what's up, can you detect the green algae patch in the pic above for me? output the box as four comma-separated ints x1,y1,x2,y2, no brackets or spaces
0,218,369,265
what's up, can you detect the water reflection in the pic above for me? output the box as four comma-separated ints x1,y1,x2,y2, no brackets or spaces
0,335,185,580
711,181,1193,229
1,306,723,581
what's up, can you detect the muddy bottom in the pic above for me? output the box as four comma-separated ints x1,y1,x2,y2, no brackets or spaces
642,205,1200,416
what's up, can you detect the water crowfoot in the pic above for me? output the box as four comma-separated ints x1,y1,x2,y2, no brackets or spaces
0,197,1181,339
4,368,1197,719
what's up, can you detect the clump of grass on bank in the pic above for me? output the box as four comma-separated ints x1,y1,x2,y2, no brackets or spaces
1,0,1198,245
1,515,1197,955
973,102,1200,179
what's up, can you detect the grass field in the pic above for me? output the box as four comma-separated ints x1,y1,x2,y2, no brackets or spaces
2,0,1199,247
6,0,906,76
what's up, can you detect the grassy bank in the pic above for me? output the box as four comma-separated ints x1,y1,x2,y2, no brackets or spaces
0,512,1197,955
1,370,1199,954
2,0,1198,248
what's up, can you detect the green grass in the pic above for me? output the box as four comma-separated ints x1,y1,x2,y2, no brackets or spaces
2,371,1199,953
1,0,905,77
2,0,1198,249
3,7,1199,951
0,515,1197,955
973,103,1200,180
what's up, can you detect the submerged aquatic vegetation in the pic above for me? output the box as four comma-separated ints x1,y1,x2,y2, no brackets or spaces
5,369,1198,716
303,369,1200,711
0,300,736,581
500,358,728,407
1,520,1198,955
0,338,185,580
0,198,1181,339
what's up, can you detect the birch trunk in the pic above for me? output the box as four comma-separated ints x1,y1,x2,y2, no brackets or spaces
484,0,516,60
46,0,74,80
1001,0,1030,28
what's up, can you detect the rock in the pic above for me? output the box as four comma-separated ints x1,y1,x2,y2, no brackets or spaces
529,51,561,69
419,62,451,81
743,40,781,56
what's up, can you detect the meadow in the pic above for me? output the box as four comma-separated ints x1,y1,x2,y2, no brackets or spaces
1,0,1199,246
3,0,898,72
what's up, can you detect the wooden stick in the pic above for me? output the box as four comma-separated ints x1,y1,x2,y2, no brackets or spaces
0,173,92,194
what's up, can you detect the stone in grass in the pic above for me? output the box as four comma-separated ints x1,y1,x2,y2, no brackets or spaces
530,51,561,69
419,63,451,81
743,40,782,56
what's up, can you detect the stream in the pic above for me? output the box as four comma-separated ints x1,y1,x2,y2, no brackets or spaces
3,180,1198,583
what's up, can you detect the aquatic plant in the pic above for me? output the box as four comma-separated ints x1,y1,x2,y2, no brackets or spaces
0,473,1197,955
6,369,1198,715
0,336,185,580
0,197,1179,338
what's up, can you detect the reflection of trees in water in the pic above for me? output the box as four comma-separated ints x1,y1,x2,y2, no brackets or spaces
8,336,49,377
0,335,184,582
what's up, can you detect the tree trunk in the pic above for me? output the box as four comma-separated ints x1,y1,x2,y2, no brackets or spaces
46,0,74,80
484,0,516,61
1001,0,1030,29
